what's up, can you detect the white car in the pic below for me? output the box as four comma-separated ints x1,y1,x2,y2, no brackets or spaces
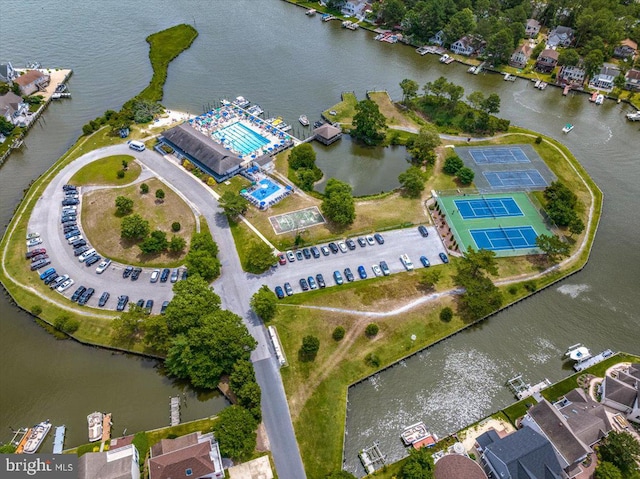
400,254,414,271
372,264,383,277
366,235,375,246
78,248,96,262
27,238,43,247
67,235,82,244
26,232,40,240
62,205,77,212
337,241,348,253
96,259,112,274
150,269,160,283
57,278,74,292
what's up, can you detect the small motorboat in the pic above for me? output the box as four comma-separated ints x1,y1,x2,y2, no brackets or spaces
23,420,51,454
565,343,591,361
595,94,604,105
562,123,574,134
87,412,104,442
299,115,309,126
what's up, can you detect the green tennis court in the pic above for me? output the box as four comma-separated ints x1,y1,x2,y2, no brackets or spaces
435,192,554,257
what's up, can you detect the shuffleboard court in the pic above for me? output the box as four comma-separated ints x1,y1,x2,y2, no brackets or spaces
468,147,531,164
483,170,548,189
454,197,523,219
470,226,539,251
269,206,325,234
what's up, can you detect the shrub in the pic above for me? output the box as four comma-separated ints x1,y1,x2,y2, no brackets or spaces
140,183,149,194
161,144,174,154
508,285,518,295
171,221,181,232
365,323,379,337
443,155,464,175
535,136,542,144
524,280,537,292
155,189,165,201
63,319,80,333
439,307,453,322
115,195,134,216
332,326,346,341
116,169,125,179
365,353,380,368
30,305,42,316
299,335,320,362
121,159,129,169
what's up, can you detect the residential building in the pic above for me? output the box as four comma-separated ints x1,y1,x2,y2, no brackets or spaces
0,62,17,83
589,65,621,91
78,444,140,479
521,389,611,476
557,64,586,86
341,0,368,20
478,427,567,479
0,92,29,126
547,26,574,48
148,432,224,479
624,69,640,91
600,363,640,424
525,19,541,38
13,69,50,96
434,454,487,479
430,30,445,46
535,49,559,73
614,38,638,59
509,44,533,68
450,36,476,56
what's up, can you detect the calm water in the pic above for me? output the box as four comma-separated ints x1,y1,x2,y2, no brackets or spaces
0,0,638,463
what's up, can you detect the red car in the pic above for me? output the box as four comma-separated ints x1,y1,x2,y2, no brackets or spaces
25,248,46,259
278,253,287,265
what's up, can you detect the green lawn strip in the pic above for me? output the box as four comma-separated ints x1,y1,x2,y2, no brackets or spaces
210,175,252,197
228,218,265,270
69,155,140,186
501,398,537,426
323,92,358,128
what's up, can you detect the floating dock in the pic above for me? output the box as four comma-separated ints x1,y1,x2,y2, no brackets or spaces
13,428,31,454
359,443,385,474
574,349,614,372
102,413,112,443
170,396,180,426
52,425,66,454
507,374,551,400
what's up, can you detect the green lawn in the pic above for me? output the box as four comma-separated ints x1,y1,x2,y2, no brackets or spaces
69,155,140,186
323,92,358,128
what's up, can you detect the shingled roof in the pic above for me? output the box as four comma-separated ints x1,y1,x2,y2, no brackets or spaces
434,454,487,479
162,123,243,175
559,389,611,446
603,375,638,408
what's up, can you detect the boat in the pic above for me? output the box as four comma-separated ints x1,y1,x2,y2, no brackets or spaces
562,123,574,134
626,111,640,121
23,420,52,454
279,123,292,132
504,73,516,81
589,91,598,102
247,104,263,116
341,21,359,30
416,46,431,56
305,8,316,16
439,54,450,63
538,82,548,90
313,120,324,129
52,425,66,454
563,85,571,96
400,421,437,448
467,66,476,74
565,343,591,361
534,79,541,88
299,115,309,126
595,94,604,105
232,96,250,108
87,412,104,442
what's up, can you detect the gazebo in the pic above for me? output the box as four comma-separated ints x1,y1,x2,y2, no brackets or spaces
313,123,342,145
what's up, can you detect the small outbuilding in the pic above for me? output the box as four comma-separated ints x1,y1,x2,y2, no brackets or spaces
313,123,342,145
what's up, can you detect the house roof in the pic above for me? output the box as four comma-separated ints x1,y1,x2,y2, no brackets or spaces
540,49,559,60
603,376,638,408
527,399,591,464
559,389,612,446
14,69,46,86
78,447,136,479
0,92,24,113
526,19,541,29
626,69,640,81
454,36,473,48
483,427,565,479
149,441,215,479
476,429,500,450
434,454,487,479
514,44,532,56
314,123,341,140
162,123,243,175
620,38,638,50
551,26,574,36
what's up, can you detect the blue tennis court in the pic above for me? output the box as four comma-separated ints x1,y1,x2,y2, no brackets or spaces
469,147,531,164
484,170,548,189
212,121,270,156
454,197,524,219
470,226,539,251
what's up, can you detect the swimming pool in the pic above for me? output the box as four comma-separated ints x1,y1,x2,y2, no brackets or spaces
212,121,270,156
250,178,282,201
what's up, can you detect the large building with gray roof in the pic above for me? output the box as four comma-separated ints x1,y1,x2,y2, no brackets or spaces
601,363,640,424
78,444,140,479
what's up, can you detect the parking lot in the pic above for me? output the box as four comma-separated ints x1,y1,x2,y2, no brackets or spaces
260,226,448,295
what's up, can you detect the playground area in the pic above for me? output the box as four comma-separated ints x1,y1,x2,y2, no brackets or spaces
434,192,555,257
269,206,326,235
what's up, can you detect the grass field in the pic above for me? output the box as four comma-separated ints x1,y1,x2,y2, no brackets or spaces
69,155,140,186
81,178,195,267
323,92,357,128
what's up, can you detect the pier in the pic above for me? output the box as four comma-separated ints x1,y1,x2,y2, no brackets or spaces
574,349,614,372
170,396,181,426
507,374,551,400
359,443,385,474
52,425,65,454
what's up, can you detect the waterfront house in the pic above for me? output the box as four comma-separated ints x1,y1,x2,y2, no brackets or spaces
314,123,342,145
557,64,586,87
78,444,140,479
525,19,541,38
624,69,640,91
434,454,487,479
614,38,637,59
160,123,244,182
430,30,445,46
13,69,50,96
341,0,368,20
535,49,559,73
0,62,17,83
0,92,29,126
588,64,621,91
600,363,640,424
509,44,532,68
450,36,476,56
478,427,567,479
148,432,224,479
547,26,574,48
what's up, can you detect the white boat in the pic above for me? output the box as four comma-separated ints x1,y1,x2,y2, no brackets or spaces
232,96,250,108
305,8,316,16
299,115,309,126
538,82,548,90
504,73,516,81
626,111,640,121
23,420,52,454
562,123,574,134
247,104,263,116
467,66,476,74
400,421,436,447
439,54,450,63
87,412,104,442
565,343,591,361
534,80,541,88
595,94,604,105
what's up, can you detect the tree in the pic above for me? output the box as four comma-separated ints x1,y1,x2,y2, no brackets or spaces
155,188,165,202
444,8,476,45
486,28,515,65
111,305,146,347
164,275,221,335
380,0,405,26
536,234,570,262
121,158,129,169
558,49,580,66
531,42,545,59
594,462,623,479
142,313,171,354
139,230,168,254
237,381,262,421
332,326,346,341
171,221,181,232
351,99,387,146
401,446,435,479
584,49,605,79
185,230,221,282
467,91,486,110
0,117,15,135
443,156,464,175
321,178,356,226
440,307,453,322
219,191,249,219
454,248,503,321
140,183,149,194
568,217,585,237
457,166,475,185
400,78,420,104
115,195,134,216
409,125,441,165
121,214,150,240
245,241,277,274
597,431,640,476
399,167,428,198
419,268,442,290
482,93,501,114
168,235,186,253
213,406,258,462
229,359,256,392
288,143,317,170
299,335,320,362
251,285,278,321
365,323,379,337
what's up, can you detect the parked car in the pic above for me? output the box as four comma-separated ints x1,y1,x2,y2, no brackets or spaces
337,241,348,253
374,233,384,245
26,232,40,240
400,254,414,271
62,224,77,233
50,275,69,289
160,268,170,282
286,251,295,262
418,225,429,237
439,252,449,264
96,259,111,274
31,253,49,263
160,300,170,314
98,292,110,307
62,184,77,191
122,266,133,278
78,249,96,262
328,242,339,254
299,278,309,291
61,216,76,224
39,267,56,280
145,299,154,314
78,288,95,306
64,230,80,239
357,265,367,279
181,269,188,280
30,259,50,270
116,295,129,311
316,273,326,288
284,282,293,296
307,276,317,289
333,270,344,285
420,256,430,268
302,248,311,259
73,246,89,256
150,269,160,283
70,239,87,248
366,235,375,246
320,246,330,256
136,299,145,308
310,246,320,258
372,264,382,277
67,235,82,244
344,268,354,282
345,238,356,250
71,286,87,302
278,254,287,265
57,279,74,292
61,198,79,206
27,238,43,247
275,286,285,299
25,248,46,259
170,269,179,283
131,267,142,280
357,237,367,247
44,274,60,286
295,250,304,261
85,254,101,267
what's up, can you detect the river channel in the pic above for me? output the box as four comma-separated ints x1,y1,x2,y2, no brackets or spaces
1,0,638,462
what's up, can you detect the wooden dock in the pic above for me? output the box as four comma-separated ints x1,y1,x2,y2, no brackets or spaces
12,428,31,454
170,396,180,426
102,413,112,442
359,443,385,474
507,374,551,400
